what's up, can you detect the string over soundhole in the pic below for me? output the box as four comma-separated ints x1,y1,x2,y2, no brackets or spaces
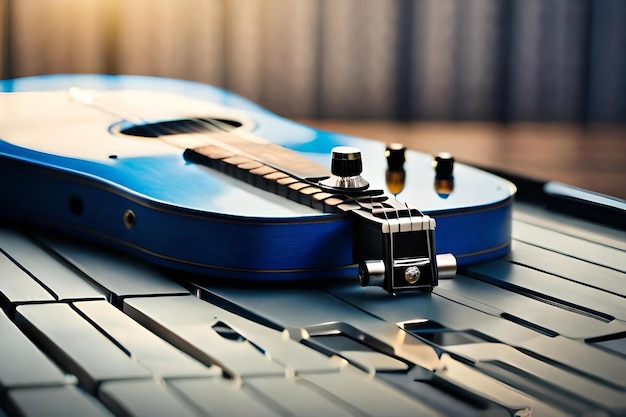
120,118,243,138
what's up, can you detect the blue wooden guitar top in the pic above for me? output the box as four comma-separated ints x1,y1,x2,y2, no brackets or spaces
0,75,515,286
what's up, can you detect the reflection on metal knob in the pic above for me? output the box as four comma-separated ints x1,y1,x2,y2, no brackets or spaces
320,146,369,192
436,253,457,279
434,152,455,177
434,152,455,199
358,260,385,287
404,265,421,284
385,143,406,170
385,143,406,196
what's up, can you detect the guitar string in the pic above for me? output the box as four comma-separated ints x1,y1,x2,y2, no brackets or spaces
69,87,271,165
68,87,351,210
69,87,414,222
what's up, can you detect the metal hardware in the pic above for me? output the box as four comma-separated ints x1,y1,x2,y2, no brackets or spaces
358,260,385,287
359,253,456,289
123,209,136,230
319,146,369,192
404,266,420,284
436,253,457,279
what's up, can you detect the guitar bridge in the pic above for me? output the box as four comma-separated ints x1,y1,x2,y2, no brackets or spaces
351,207,448,294
319,146,456,293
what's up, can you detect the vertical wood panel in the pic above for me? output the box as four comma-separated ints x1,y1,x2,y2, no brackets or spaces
319,0,398,118
260,0,319,117
411,0,457,120
116,0,224,84
507,0,589,122
452,0,500,120
223,0,264,102
0,0,6,78
507,0,542,120
12,0,110,76
3,0,624,122
588,0,626,122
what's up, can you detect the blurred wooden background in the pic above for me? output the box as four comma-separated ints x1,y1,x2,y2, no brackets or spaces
2,0,624,122
1,0,625,198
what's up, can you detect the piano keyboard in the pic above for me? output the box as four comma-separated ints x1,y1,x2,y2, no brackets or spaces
1,201,625,416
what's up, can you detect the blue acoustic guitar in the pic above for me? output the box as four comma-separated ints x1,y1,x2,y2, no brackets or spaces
0,75,515,294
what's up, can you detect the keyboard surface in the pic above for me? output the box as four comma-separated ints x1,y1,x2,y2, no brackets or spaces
1,201,625,416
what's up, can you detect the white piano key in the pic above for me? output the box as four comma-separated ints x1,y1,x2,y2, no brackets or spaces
0,228,105,301
512,221,626,273
191,295,341,375
301,366,440,417
200,286,441,371
73,300,221,380
169,378,277,417
332,282,626,390
244,376,356,417
7,385,113,417
0,310,68,389
37,234,189,303
15,303,151,393
508,240,625,297
123,295,286,378
0,252,54,305
448,342,626,414
305,333,409,373
522,335,626,390
99,380,199,417
514,202,625,250
438,273,626,340
433,354,568,416
466,258,626,322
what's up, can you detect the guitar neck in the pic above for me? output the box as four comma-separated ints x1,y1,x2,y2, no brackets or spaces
184,145,444,293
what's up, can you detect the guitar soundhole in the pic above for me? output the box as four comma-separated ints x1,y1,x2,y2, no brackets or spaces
120,118,242,138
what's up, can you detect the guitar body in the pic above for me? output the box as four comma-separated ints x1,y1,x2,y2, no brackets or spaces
0,75,515,282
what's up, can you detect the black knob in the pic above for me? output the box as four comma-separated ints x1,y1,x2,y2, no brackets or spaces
331,146,363,177
385,143,406,171
434,152,454,178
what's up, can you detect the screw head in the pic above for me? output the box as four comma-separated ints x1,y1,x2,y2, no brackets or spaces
405,266,420,284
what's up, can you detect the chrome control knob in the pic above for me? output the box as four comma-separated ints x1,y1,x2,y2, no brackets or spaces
319,146,369,191
331,146,363,177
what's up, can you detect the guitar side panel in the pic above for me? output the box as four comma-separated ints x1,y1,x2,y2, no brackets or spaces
0,155,356,280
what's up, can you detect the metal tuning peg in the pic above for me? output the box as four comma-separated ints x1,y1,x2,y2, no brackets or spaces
319,146,369,192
